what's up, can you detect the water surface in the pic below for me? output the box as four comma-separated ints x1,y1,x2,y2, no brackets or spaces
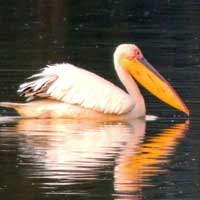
0,117,190,200
0,1,200,199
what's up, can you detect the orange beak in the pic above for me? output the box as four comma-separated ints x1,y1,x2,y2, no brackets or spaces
121,57,190,116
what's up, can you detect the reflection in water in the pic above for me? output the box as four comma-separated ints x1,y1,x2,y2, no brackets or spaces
114,121,188,199
13,119,145,182
1,118,188,199
0,0,197,199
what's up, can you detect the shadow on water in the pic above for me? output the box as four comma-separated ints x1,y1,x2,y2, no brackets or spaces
0,117,189,199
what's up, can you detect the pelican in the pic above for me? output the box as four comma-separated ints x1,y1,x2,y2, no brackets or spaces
0,44,189,120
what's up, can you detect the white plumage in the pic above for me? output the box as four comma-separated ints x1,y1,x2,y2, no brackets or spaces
0,44,188,119
18,63,135,115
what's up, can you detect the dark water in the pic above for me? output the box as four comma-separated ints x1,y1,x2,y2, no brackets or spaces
0,0,199,199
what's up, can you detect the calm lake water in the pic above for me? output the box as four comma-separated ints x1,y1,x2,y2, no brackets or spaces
0,1,200,199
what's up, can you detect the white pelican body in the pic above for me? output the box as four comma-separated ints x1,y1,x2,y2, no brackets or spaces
0,44,189,120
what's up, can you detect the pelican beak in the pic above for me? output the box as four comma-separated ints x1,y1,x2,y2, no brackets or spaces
122,57,190,116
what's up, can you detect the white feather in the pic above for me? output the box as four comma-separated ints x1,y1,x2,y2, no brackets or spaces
18,63,135,115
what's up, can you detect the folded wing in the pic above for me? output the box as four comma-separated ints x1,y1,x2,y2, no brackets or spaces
18,63,135,115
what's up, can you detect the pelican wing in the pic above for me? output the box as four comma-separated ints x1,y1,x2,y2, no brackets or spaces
18,63,135,114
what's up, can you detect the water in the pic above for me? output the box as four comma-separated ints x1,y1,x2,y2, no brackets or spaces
0,118,191,199
0,0,200,199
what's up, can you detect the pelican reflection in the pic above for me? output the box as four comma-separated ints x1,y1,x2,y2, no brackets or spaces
114,121,188,199
1,117,188,199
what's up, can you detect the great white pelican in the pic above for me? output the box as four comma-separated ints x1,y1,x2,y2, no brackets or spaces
0,44,189,120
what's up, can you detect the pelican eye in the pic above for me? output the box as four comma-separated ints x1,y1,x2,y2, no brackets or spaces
135,49,140,56
134,49,143,59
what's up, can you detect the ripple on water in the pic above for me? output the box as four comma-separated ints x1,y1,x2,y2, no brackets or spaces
0,117,190,199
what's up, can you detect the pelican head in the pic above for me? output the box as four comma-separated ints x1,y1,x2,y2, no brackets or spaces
114,44,189,116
